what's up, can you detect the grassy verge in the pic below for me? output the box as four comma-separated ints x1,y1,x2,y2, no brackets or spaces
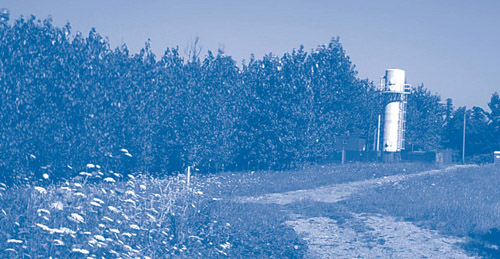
343,164,500,258
0,162,439,257
194,162,438,198
0,167,306,258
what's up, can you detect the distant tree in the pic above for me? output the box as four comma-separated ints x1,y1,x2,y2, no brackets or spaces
466,106,494,156
442,105,494,159
405,84,444,151
488,92,500,150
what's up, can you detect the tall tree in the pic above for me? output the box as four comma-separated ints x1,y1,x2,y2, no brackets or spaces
488,92,500,150
405,84,444,151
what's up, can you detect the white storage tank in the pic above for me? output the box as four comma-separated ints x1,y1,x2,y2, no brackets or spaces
383,102,400,152
385,69,406,92
382,68,409,153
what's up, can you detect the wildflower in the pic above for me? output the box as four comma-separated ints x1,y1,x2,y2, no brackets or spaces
53,239,64,246
103,177,115,183
90,201,101,207
130,224,140,230
103,216,113,222
7,239,23,244
110,228,120,234
51,201,64,210
72,248,89,255
93,198,104,204
146,213,156,221
122,232,132,237
139,184,146,190
74,192,87,198
108,206,120,213
220,242,231,249
68,213,85,223
86,164,95,169
125,190,136,196
94,235,105,242
34,186,47,195
37,209,50,215
79,172,92,177
124,199,136,206
215,249,227,256
42,173,49,179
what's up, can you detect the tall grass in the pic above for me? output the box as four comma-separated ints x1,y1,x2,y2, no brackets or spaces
0,168,218,258
344,164,500,257
0,162,441,257
196,162,439,198
0,165,307,258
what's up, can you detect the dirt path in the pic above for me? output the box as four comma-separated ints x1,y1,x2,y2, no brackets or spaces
237,165,478,258
286,213,472,258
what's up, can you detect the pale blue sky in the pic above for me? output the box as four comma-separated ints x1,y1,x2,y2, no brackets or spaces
3,0,500,108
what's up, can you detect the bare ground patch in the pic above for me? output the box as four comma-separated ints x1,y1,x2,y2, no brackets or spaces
286,213,473,258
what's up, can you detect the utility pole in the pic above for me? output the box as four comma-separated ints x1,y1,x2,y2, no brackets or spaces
462,107,466,164
376,114,381,152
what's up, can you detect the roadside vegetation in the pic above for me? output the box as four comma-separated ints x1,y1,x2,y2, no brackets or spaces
0,162,436,258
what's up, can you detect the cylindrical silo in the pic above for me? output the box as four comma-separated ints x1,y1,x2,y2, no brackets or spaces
382,69,407,152
383,102,400,152
385,69,406,92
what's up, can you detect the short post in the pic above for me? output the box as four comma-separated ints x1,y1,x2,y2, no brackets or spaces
187,166,191,189
341,149,346,165
376,114,381,152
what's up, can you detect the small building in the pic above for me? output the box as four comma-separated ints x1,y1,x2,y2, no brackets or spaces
333,135,367,151
495,151,500,165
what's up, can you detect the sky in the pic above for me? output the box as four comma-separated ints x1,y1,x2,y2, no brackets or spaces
3,0,500,109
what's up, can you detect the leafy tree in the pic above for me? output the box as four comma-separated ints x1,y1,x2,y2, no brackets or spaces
488,92,500,150
405,84,444,151
0,14,418,182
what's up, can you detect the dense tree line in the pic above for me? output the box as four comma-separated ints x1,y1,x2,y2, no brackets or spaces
441,93,500,162
0,14,498,182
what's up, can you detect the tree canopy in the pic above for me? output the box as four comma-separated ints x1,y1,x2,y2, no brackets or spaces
0,13,498,182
